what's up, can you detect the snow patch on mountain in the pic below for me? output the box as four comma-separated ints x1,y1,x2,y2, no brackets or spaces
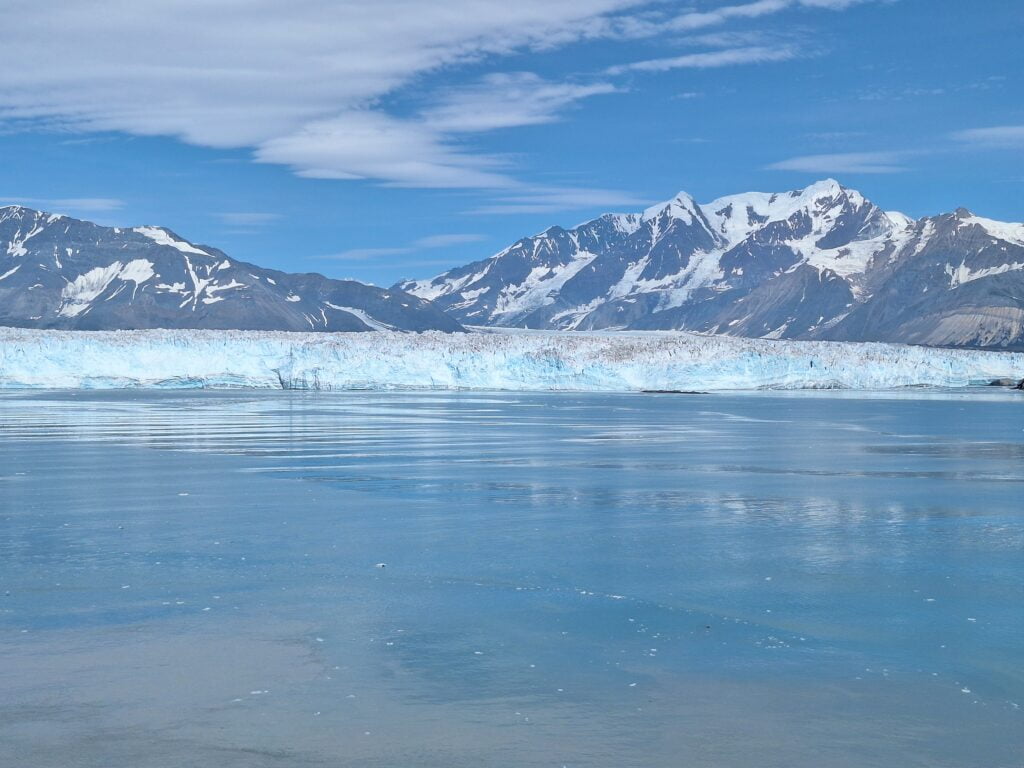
134,226,210,255
960,215,1024,246
493,251,600,319
58,260,155,317
946,260,1024,288
324,304,395,331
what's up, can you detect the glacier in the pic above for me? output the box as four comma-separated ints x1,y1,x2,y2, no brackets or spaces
0,328,1021,391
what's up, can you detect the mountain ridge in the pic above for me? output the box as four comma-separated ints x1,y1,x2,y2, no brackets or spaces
0,205,462,333
397,180,1024,350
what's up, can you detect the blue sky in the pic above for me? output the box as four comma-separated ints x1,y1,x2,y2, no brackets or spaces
0,0,1021,286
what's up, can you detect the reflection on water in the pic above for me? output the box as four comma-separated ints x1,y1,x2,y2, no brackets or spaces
0,389,1022,767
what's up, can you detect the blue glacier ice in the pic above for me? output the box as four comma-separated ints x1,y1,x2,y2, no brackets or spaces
0,327,1021,390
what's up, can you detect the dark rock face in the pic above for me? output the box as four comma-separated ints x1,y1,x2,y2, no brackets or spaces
821,211,1024,349
398,180,1024,350
0,207,461,332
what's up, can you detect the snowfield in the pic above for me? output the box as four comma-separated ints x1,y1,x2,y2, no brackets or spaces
0,328,1021,391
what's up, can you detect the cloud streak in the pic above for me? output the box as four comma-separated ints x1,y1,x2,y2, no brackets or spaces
422,73,619,133
256,73,619,188
765,151,907,174
0,196,124,213
215,212,282,226
326,233,488,261
469,187,651,215
608,45,799,74
951,125,1024,148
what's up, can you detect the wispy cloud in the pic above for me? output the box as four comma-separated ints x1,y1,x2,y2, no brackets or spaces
0,196,124,212
0,0,885,192
0,1,641,190
422,73,618,133
414,234,488,248
257,72,623,188
950,125,1024,148
215,212,282,226
665,1,793,33
765,151,907,173
469,187,650,215
327,247,413,261
608,45,800,74
324,233,487,261
255,111,514,189
590,0,880,40
58,135,126,146
804,130,867,141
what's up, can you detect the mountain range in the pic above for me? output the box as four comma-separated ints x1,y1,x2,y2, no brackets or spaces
3,181,1023,350
0,205,460,333
398,179,1024,350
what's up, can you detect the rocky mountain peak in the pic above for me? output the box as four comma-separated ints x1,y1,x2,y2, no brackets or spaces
0,208,461,333
399,180,1024,349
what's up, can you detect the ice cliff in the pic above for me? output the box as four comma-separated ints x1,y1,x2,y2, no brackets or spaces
1,328,1021,391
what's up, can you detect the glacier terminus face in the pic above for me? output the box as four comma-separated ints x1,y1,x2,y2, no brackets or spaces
0,327,1020,391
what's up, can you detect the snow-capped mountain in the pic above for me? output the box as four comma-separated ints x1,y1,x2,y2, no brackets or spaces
0,206,462,332
397,180,1024,349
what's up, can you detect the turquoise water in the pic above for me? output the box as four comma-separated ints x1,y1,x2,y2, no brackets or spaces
1,389,1022,767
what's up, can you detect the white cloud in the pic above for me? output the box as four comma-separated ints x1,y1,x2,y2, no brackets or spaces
589,0,881,39
255,111,515,189
327,247,414,262
951,125,1024,148
1,196,124,212
608,45,799,74
805,130,868,141
326,233,487,261
414,234,488,248
0,0,888,190
469,187,650,215
256,72,620,188
676,30,782,48
215,212,282,226
422,73,618,133
0,0,638,189
665,0,794,32
765,151,907,173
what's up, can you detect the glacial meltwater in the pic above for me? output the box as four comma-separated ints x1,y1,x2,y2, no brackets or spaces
1,389,1022,767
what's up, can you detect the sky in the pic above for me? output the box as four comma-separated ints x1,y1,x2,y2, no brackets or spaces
0,0,1021,286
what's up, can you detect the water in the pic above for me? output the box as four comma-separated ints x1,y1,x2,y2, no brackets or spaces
1,389,1022,767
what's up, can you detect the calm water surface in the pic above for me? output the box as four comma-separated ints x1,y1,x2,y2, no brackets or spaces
0,389,1022,767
